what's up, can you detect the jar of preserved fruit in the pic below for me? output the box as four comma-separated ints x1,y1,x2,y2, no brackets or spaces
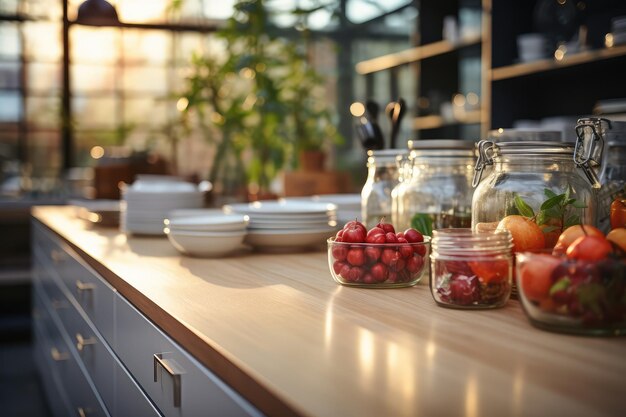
472,141,597,248
394,140,475,235
430,228,513,309
361,150,404,228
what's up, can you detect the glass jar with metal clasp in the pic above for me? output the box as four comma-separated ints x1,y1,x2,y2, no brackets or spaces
575,117,626,231
472,140,598,249
361,149,405,228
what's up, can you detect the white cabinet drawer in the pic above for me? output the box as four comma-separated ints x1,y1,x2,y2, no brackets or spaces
115,294,263,417
34,289,111,417
33,222,116,345
115,354,164,417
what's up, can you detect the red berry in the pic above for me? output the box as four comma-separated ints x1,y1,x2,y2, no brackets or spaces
331,245,348,261
342,222,366,243
333,260,346,275
339,263,351,279
376,218,396,234
396,232,405,240
390,257,405,272
404,228,424,243
385,232,398,243
364,246,382,263
362,273,376,284
387,271,398,283
348,266,364,282
413,244,426,257
397,238,413,258
366,227,386,244
347,248,366,266
448,275,479,305
370,262,388,282
344,219,367,234
381,248,396,265
406,254,424,273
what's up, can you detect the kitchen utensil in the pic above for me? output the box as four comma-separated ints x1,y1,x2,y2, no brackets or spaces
386,98,406,149
366,100,385,149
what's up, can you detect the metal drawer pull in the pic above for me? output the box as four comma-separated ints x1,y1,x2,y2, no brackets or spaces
51,250,65,263
76,333,96,351
77,407,88,417
51,347,69,361
153,353,182,407
76,280,95,292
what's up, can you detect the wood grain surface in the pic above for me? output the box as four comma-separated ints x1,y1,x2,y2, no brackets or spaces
33,206,626,417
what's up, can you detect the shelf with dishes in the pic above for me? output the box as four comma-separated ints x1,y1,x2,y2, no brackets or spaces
355,35,482,75
491,44,626,81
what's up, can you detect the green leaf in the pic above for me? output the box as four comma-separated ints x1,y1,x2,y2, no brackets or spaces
550,278,571,295
544,188,558,199
564,214,581,229
572,200,588,208
514,195,535,218
411,213,434,237
542,225,560,233
540,194,565,211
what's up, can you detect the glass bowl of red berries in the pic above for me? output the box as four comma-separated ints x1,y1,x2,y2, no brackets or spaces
328,219,430,288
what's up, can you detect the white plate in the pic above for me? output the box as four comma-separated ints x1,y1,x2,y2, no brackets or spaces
244,226,336,252
165,228,247,238
165,213,248,228
224,200,336,215
166,230,245,257
168,208,225,219
247,221,335,230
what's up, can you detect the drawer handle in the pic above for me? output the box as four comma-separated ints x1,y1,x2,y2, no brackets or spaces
51,250,65,264
153,353,182,407
76,333,97,352
77,407,88,417
76,280,96,292
50,347,69,362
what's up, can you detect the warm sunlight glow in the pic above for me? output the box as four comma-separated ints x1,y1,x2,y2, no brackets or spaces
90,146,105,159
350,101,365,117
117,0,168,23
176,97,189,112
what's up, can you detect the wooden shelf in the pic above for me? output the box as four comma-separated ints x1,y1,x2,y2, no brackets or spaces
355,36,482,75
491,44,626,81
413,109,482,130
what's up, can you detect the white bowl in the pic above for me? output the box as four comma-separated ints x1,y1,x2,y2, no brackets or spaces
165,229,246,257
165,213,249,232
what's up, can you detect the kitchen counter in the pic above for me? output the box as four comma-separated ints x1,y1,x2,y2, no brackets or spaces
32,206,626,417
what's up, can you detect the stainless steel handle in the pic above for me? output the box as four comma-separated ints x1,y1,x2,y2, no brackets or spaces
77,407,87,417
76,280,95,292
51,347,69,361
153,353,182,407
76,333,96,352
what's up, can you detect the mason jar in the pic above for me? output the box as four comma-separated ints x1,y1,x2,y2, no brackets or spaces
361,150,404,228
576,117,626,232
471,141,597,246
394,140,475,235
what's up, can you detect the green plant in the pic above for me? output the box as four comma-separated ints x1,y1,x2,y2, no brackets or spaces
175,0,341,196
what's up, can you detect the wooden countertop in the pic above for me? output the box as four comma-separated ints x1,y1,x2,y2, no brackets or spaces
32,206,626,417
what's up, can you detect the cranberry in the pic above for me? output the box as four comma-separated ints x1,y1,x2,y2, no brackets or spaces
370,262,388,282
364,246,382,263
376,218,396,234
390,257,406,272
403,228,424,243
397,238,413,258
347,248,366,266
342,222,367,243
413,244,426,257
339,263,351,279
387,271,398,283
385,232,399,243
406,254,424,273
366,227,386,244
362,273,376,284
331,245,348,261
348,266,365,282
333,260,346,275
344,219,367,234
335,229,344,241
396,232,405,240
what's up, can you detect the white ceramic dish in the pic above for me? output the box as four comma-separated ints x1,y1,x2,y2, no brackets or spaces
168,208,225,219
165,229,246,257
244,226,336,252
165,214,249,231
224,200,336,215
247,221,335,230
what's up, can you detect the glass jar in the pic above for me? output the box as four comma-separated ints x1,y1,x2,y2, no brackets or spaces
394,140,475,234
430,228,513,309
472,141,597,245
576,117,626,232
361,150,403,228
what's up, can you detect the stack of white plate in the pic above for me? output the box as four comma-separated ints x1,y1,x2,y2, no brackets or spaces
281,194,361,225
224,200,338,252
121,179,205,235
164,211,249,257
611,16,626,46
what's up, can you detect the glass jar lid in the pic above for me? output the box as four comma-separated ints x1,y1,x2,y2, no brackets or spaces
367,149,405,165
431,228,513,256
409,139,476,159
488,129,563,142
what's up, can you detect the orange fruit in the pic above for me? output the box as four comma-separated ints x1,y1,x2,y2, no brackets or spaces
553,224,604,255
607,227,626,252
496,215,545,253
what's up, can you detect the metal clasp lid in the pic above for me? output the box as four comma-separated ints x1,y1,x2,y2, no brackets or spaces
472,140,494,188
574,117,609,189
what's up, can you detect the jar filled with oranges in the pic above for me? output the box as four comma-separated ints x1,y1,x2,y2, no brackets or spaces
471,141,597,252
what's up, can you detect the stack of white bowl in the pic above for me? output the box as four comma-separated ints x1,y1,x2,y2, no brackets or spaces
224,200,338,252
121,178,205,235
281,194,360,225
164,211,249,257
